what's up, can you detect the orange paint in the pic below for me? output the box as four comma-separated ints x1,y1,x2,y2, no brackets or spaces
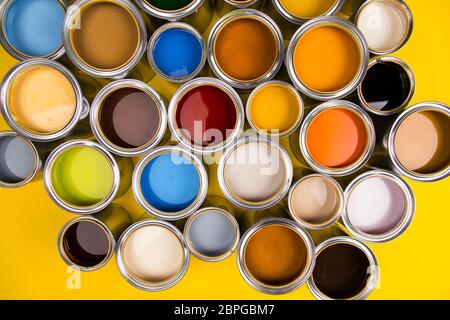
214,17,277,81
293,25,361,93
306,108,368,168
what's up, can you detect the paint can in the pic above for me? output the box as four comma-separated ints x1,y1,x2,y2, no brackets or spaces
116,219,190,291
237,218,315,294
207,9,284,90
0,0,67,60
307,236,379,300
0,58,90,142
57,204,132,271
147,22,206,83
246,80,304,137
357,56,415,116
184,207,240,262
62,0,148,79
134,0,213,33
286,16,369,101
44,139,131,214
355,0,413,55
342,170,415,243
217,136,293,210
298,100,376,176
90,79,167,157
288,174,344,230
132,146,208,220
215,0,262,17
168,77,244,154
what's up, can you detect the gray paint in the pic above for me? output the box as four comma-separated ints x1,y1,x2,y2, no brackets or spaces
0,136,35,183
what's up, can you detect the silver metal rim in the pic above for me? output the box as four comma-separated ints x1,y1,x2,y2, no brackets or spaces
168,77,244,154
184,207,240,262
355,0,413,55
0,58,87,142
272,0,345,24
62,0,147,79
299,100,376,176
287,174,344,230
43,140,121,214
307,236,379,300
342,170,415,243
132,146,208,220
115,219,190,292
0,0,67,61
223,0,259,8
357,56,415,116
57,215,116,272
388,102,450,182
237,218,316,295
0,131,40,188
286,16,369,101
147,22,207,83
217,136,293,210
207,9,285,89
90,79,167,157
246,80,304,137
134,0,205,20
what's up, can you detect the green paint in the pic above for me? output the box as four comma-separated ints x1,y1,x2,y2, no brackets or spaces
51,146,114,206
145,0,194,11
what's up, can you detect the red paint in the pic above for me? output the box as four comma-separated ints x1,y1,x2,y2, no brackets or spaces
176,85,237,147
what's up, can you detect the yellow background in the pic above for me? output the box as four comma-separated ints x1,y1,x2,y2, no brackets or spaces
0,0,449,300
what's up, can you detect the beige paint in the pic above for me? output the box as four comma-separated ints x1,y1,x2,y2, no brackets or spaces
122,225,184,284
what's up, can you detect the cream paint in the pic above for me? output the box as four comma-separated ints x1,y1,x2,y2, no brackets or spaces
122,225,184,283
224,141,285,203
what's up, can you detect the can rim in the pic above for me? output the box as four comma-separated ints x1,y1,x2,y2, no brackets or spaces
57,215,116,272
90,79,167,157
286,16,369,101
299,100,376,176
387,102,450,182
342,170,415,243
223,0,259,8
183,207,240,262
287,173,344,230
134,0,205,20
115,219,190,292
0,58,87,142
272,0,345,24
357,56,415,116
307,236,379,300
132,146,208,220
0,0,67,61
237,218,316,295
355,0,413,55
62,0,147,79
207,9,285,89
147,22,207,83
168,77,244,154
43,139,121,214
217,136,293,210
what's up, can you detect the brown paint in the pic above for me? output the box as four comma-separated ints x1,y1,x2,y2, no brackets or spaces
70,1,140,70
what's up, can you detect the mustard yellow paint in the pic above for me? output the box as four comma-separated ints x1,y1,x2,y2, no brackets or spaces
279,0,338,19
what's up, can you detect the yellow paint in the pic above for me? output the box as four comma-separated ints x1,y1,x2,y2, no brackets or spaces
279,0,338,19
248,83,301,135
0,1,450,299
9,66,76,134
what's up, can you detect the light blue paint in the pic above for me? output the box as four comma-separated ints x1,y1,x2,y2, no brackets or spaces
3,0,65,57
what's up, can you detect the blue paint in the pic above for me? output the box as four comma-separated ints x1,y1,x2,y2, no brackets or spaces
152,28,203,79
3,0,65,57
140,153,200,212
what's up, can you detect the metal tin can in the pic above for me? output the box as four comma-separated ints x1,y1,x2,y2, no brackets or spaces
286,16,369,101
0,58,89,142
271,0,345,24
216,0,262,16
90,79,167,157
298,100,376,176
237,218,316,294
307,236,379,300
116,219,190,291
207,9,285,90
132,146,208,220
342,170,415,243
